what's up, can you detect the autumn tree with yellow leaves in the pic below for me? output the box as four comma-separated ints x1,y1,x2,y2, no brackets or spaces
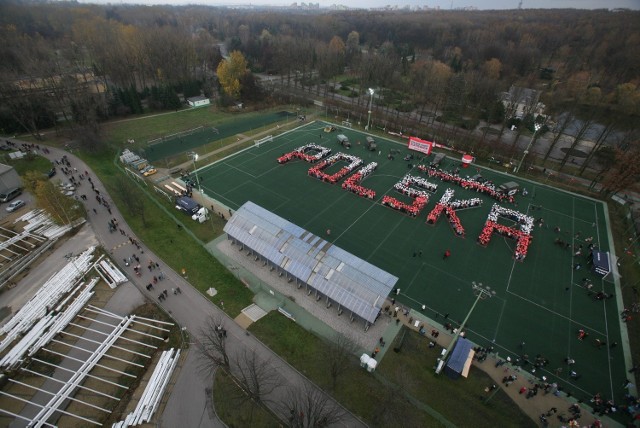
216,51,248,99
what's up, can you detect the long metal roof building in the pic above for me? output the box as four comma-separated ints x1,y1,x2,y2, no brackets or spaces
223,201,398,327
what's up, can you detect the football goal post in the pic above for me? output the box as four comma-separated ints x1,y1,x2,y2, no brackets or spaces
254,135,273,148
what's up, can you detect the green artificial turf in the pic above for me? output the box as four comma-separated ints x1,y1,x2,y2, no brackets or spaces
135,110,293,162
199,120,625,404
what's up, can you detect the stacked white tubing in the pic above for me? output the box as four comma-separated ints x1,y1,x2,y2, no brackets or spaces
0,278,98,369
112,348,181,427
28,279,98,356
96,259,128,289
0,247,95,353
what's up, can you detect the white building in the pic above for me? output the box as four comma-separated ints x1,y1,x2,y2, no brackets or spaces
186,96,210,108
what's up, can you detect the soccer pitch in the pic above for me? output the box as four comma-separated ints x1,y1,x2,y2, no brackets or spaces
197,120,626,403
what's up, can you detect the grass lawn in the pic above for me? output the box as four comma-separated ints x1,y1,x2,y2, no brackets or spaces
212,368,280,428
101,107,228,147
249,312,533,427
4,153,53,177
380,328,535,428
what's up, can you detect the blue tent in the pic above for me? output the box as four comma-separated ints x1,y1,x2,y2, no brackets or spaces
444,337,474,380
592,250,610,277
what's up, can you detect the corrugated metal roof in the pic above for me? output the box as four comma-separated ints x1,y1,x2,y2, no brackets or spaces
224,201,398,323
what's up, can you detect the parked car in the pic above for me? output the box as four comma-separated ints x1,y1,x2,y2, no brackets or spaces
142,167,157,177
0,187,22,203
5,199,25,212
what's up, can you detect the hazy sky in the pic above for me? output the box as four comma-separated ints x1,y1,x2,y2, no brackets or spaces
80,0,640,9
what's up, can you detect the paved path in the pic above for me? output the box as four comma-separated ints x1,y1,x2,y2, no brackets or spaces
33,143,366,427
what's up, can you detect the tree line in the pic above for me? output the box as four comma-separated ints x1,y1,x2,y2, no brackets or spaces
0,1,638,192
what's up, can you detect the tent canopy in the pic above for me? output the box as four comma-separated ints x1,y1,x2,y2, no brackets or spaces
444,337,474,379
592,250,610,277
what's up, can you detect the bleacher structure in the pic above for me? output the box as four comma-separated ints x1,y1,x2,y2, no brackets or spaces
223,201,398,330
15,209,77,240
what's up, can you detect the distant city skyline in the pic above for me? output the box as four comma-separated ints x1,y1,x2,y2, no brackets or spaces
77,0,640,10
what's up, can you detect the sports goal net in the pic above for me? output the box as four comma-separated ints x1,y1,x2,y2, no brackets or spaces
254,135,273,148
147,126,204,146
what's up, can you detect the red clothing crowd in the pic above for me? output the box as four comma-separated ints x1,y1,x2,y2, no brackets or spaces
342,162,377,199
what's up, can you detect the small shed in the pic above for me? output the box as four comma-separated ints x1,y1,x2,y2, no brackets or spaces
187,96,210,108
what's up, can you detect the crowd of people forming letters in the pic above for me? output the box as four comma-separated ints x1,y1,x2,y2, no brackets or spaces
277,143,534,260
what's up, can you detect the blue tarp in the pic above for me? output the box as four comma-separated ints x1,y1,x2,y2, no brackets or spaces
444,337,474,379
592,250,610,277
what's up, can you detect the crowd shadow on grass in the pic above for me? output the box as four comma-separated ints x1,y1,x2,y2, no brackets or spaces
379,328,536,428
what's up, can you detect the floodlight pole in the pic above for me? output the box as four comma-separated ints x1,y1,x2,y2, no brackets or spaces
366,88,375,131
190,152,202,193
515,123,542,173
435,282,493,374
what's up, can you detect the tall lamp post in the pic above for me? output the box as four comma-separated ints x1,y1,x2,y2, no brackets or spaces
515,123,542,173
366,88,375,131
189,152,202,193
435,281,495,374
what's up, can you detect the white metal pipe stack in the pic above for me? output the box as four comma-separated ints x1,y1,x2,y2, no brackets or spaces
0,247,96,353
0,278,99,369
113,348,181,427
96,259,128,289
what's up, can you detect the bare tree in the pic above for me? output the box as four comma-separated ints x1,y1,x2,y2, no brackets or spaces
280,381,346,428
232,349,282,406
543,109,576,163
558,112,597,171
578,118,618,176
196,315,231,372
600,145,640,196
323,332,359,390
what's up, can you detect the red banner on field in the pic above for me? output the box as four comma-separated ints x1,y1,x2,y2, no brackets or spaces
407,137,433,155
